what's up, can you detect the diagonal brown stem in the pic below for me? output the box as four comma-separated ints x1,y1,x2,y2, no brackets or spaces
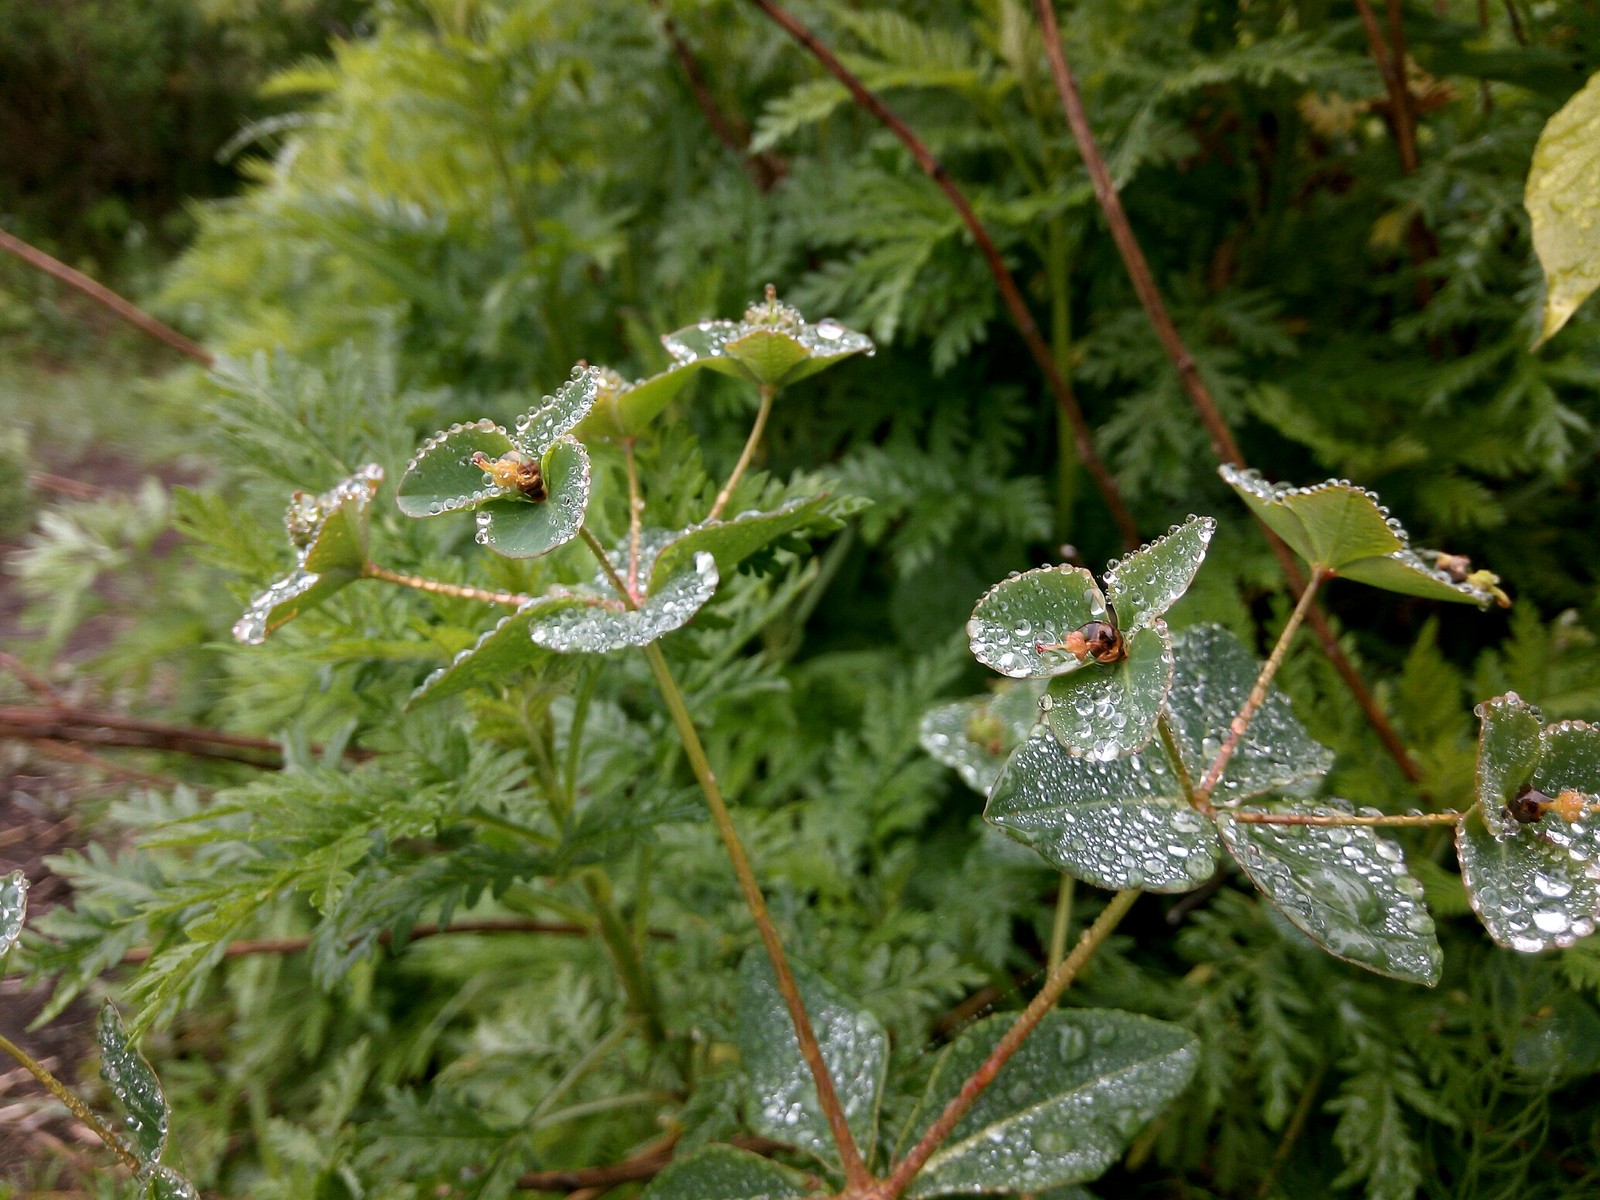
1355,0,1419,174
1030,0,1424,785
745,0,1140,551
362,563,529,607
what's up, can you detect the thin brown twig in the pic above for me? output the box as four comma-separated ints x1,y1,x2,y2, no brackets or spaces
361,563,530,607
0,227,212,366
1030,0,1425,785
0,652,62,702
25,740,187,792
513,1133,797,1193
746,0,1141,551
1355,0,1419,174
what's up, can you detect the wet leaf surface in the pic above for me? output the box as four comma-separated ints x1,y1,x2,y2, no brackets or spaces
662,296,872,387
651,496,833,588
920,680,1045,795
1476,693,1545,835
640,1145,817,1200
530,551,717,652
474,437,590,558
407,598,571,708
967,565,1106,679
1042,623,1173,761
511,367,601,457
97,1002,168,1166
396,420,517,518
1,869,26,962
577,363,701,441
145,1165,200,1200
1103,516,1214,631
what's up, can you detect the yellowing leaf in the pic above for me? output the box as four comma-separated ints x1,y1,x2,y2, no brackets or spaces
1527,71,1600,346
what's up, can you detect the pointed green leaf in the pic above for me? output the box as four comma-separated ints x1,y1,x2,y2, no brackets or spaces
97,1002,168,1166
737,952,888,1169
1219,467,1499,606
146,1166,200,1200
1527,70,1600,346
301,467,381,573
530,551,717,652
968,565,1107,679
662,319,749,379
1534,719,1600,796
662,297,872,387
577,363,702,441
1042,623,1174,760
511,366,602,457
920,680,1045,796
651,496,833,588
986,732,1222,892
1458,806,1600,952
1475,693,1544,835
1,870,26,965
779,318,875,384
407,597,573,708
640,1146,817,1200
724,328,812,385
397,420,516,517
1104,515,1214,631
476,437,590,558
905,1010,1198,1196
232,567,356,645
1216,804,1443,985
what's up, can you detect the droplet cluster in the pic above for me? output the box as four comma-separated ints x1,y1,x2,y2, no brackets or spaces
0,869,27,955
1103,515,1215,630
97,1002,170,1166
531,551,718,652
968,565,1106,678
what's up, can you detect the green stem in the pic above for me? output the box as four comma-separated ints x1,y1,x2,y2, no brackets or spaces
1195,568,1326,806
1156,710,1199,810
0,1032,141,1171
361,563,528,607
580,525,869,1187
624,438,645,598
581,875,667,1047
883,890,1140,1199
465,806,558,847
708,383,777,522
1046,876,1075,975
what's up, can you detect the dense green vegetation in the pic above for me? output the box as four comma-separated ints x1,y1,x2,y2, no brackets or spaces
6,1,1600,1198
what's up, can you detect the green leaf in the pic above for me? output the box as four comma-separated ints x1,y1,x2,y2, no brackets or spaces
97,1001,168,1166
511,366,602,457
920,680,1044,796
1527,70,1600,346
640,1146,817,1200
407,598,571,708
530,551,717,652
1042,623,1174,760
662,293,872,387
1,870,26,965
146,1166,200,1200
904,1010,1199,1196
1216,805,1443,985
967,564,1107,679
396,420,517,518
1475,693,1544,835
1457,806,1600,952
724,328,813,385
577,363,701,441
476,437,591,558
737,951,888,1169
651,496,833,589
233,464,383,644
1104,515,1214,631
1219,466,1500,606
986,732,1222,891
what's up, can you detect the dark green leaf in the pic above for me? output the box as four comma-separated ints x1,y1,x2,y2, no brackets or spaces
577,363,701,441
407,598,572,708
639,1146,817,1200
1458,807,1600,952
476,437,591,558
530,551,717,652
97,1001,168,1166
724,328,812,385
1104,515,1214,631
737,951,888,1169
397,420,516,518
920,680,1044,796
651,496,833,588
1475,692,1544,835
146,1166,200,1200
510,366,601,457
904,1010,1198,1196
968,565,1106,679
1042,622,1174,760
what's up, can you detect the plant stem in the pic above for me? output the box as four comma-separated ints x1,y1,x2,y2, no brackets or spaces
1046,877,1075,975
624,438,644,598
361,563,529,607
746,0,1141,551
1354,0,1419,174
0,1032,142,1171
579,526,869,1186
708,383,777,522
1195,569,1326,804
1227,810,1464,828
883,889,1139,1199
582,875,668,1046
1157,710,1199,810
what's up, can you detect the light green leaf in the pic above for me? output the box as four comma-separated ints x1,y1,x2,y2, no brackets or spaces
905,1010,1198,1196
407,597,572,708
396,420,516,518
1104,515,1214,631
1475,692,1544,835
530,551,717,652
1216,804,1443,985
662,293,872,387
1458,807,1600,952
640,1146,818,1200
920,680,1045,796
724,328,813,385
651,496,834,589
146,1166,200,1200
97,1002,168,1166
475,437,590,559
1042,623,1174,760
1,870,26,965
577,363,702,441
967,564,1106,679
1527,70,1600,346
737,952,888,1169
511,366,602,457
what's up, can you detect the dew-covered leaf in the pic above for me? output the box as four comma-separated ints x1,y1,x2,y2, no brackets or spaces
737,952,888,1169
1533,719,1600,796
1042,623,1173,760
233,567,352,645
904,1010,1198,1197
475,437,590,559
511,366,601,457
1219,466,1499,606
396,420,516,518
1527,70,1600,346
530,551,717,652
407,597,574,708
920,681,1045,796
97,1001,168,1166
1458,807,1600,952
662,293,872,387
146,1165,200,1200
1104,516,1214,631
640,1146,818,1200
577,363,702,441
986,733,1222,892
661,319,750,380
651,496,834,588
968,565,1106,679
1216,804,1443,985
1162,625,1333,802
1476,692,1544,835
1,870,26,964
